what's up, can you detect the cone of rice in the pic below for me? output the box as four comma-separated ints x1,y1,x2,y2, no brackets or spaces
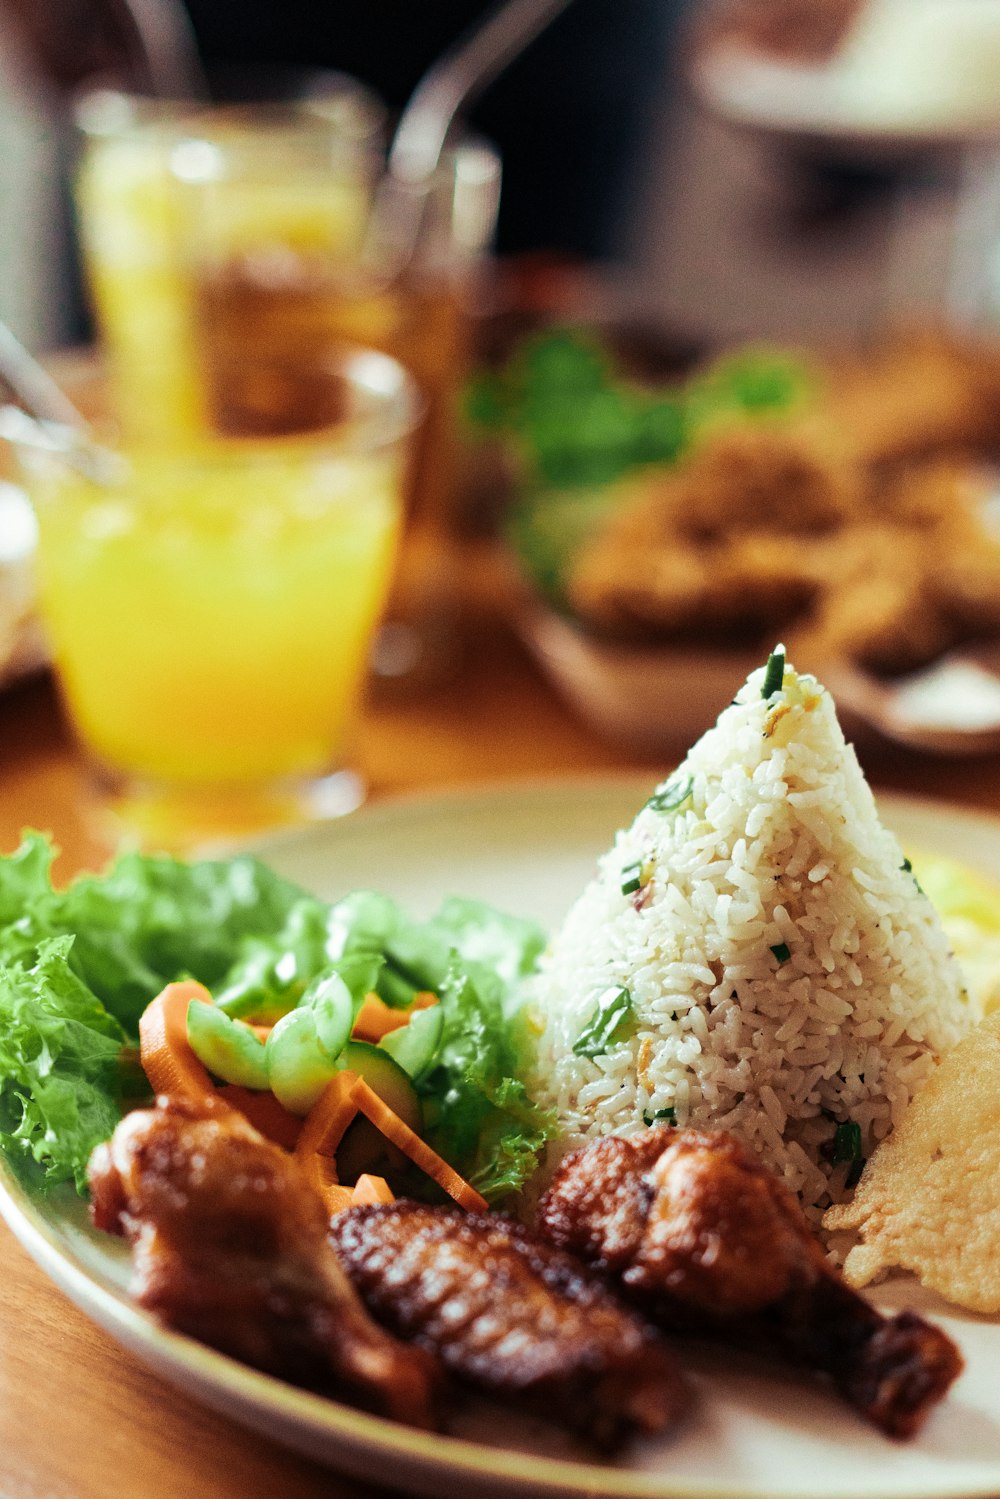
527,649,971,1222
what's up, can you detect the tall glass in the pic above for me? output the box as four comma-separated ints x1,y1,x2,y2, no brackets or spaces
74,90,502,688
73,85,384,445
14,347,421,849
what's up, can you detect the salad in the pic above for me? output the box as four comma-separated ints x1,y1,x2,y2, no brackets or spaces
0,833,553,1206
466,326,816,609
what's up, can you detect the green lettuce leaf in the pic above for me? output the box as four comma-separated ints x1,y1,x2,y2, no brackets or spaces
418,960,553,1203
0,936,137,1191
0,833,312,1033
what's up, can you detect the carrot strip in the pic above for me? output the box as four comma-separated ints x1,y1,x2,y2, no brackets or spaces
138,981,223,1104
294,1070,360,1207
296,1070,360,1160
350,1079,487,1213
352,1174,395,1206
352,990,437,1042
325,1185,356,1216
216,1085,303,1150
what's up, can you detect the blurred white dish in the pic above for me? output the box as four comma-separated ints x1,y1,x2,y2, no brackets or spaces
517,600,1000,759
693,0,1000,162
515,598,761,755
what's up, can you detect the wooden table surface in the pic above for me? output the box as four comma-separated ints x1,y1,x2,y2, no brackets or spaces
2,549,1000,1499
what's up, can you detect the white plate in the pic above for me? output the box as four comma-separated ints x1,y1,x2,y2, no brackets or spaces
2,779,1000,1499
692,42,1000,162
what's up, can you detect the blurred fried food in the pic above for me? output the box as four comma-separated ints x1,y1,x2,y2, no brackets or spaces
824,1011,1000,1313
567,333,1000,676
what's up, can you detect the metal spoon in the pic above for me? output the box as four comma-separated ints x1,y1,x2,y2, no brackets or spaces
0,323,118,481
0,323,90,432
365,0,575,278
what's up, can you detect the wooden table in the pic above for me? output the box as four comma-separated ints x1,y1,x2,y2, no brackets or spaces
2,553,1000,1499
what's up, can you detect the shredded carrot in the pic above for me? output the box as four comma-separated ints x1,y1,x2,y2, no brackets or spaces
324,1184,356,1215
294,1070,360,1209
138,981,225,1105
307,1151,355,1216
216,1085,303,1150
295,1070,360,1160
352,1173,395,1206
350,1078,487,1213
351,990,437,1042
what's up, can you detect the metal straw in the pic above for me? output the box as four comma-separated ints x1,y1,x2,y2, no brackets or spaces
365,0,575,277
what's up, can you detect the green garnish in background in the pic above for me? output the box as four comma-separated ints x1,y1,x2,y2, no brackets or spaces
645,774,694,815
643,1106,677,1127
833,1119,865,1189
469,328,816,608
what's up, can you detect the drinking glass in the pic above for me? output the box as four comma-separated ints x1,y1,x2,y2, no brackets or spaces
73,83,384,444
74,88,502,688
13,346,421,849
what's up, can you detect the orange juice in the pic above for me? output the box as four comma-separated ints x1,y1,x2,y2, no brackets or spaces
30,438,402,786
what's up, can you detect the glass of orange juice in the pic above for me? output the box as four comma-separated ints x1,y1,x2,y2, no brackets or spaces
13,346,421,849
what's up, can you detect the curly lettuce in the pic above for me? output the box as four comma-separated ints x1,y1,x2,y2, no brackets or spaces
0,835,553,1202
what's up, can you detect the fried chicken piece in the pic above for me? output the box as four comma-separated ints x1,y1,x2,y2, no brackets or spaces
536,1129,962,1439
330,1201,691,1451
88,1096,437,1427
567,428,851,644
810,332,1000,469
800,468,1000,675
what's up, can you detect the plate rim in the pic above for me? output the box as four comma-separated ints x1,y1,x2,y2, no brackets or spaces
3,776,1000,1499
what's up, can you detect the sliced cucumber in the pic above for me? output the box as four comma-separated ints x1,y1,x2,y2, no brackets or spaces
187,1000,269,1090
379,1003,443,1081
265,1007,338,1115
340,1041,422,1132
333,1042,423,1183
306,973,353,1061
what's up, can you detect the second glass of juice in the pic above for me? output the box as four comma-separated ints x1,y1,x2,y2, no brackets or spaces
17,347,421,847
73,85,385,445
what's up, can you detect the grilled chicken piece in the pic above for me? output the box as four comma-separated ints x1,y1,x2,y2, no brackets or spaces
330,1201,691,1450
536,1129,962,1439
88,1096,437,1427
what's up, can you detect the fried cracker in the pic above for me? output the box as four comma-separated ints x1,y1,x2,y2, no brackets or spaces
824,1011,1000,1312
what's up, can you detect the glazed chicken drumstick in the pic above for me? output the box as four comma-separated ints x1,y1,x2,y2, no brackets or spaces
88,1095,437,1427
535,1128,962,1439
331,1200,691,1450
